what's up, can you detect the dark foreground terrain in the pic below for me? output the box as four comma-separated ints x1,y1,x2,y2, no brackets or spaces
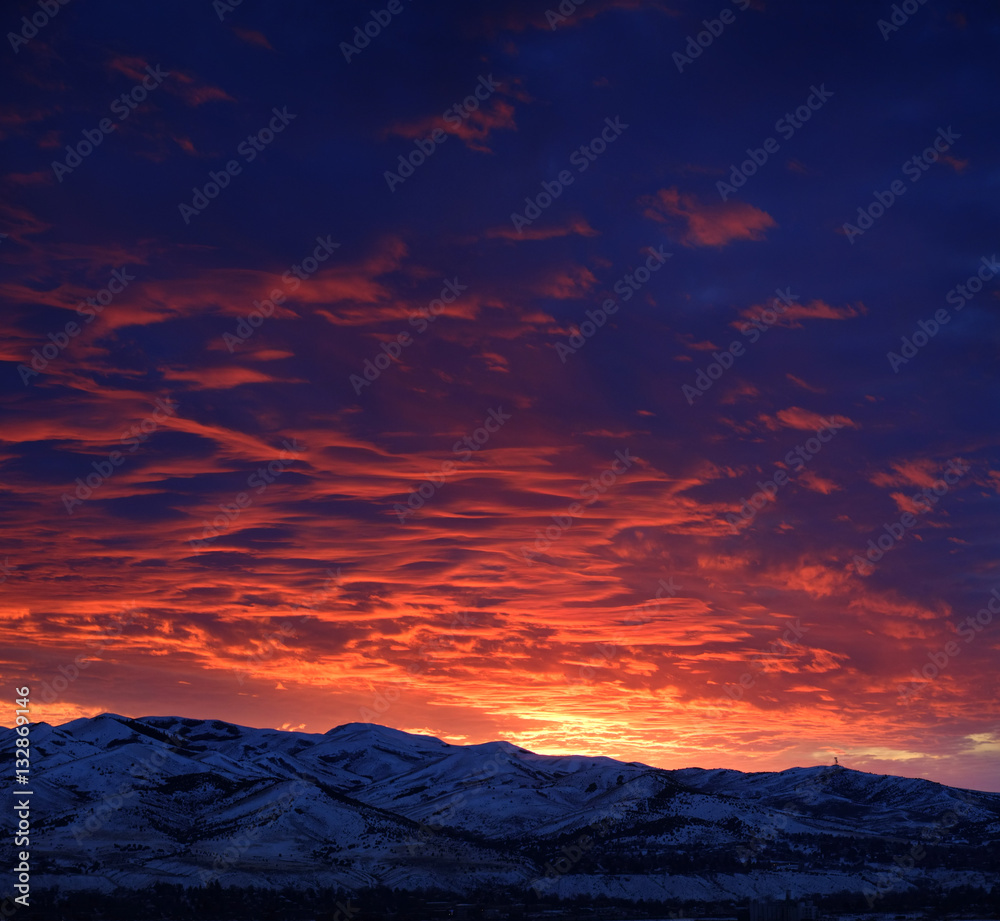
2,715,997,916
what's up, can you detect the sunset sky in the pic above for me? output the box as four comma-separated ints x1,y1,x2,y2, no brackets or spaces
2,0,999,793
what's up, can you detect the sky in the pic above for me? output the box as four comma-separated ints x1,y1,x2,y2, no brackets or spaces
1,0,999,793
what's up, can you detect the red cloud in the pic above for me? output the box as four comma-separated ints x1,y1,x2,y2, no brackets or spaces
172,135,198,155
161,366,289,390
0,106,52,142
758,406,857,432
941,154,968,173
798,469,840,495
485,216,598,241
736,299,866,329
3,170,52,186
109,56,235,107
233,27,273,49
385,98,517,153
871,459,943,489
786,373,825,393
535,264,598,299
642,186,776,247
471,0,676,35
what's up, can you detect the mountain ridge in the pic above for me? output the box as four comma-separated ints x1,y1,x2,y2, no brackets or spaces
43,711,993,794
3,714,998,905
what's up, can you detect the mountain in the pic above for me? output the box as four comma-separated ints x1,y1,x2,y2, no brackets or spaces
4,714,999,906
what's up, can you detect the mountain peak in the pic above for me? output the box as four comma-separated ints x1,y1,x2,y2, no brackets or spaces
325,721,447,744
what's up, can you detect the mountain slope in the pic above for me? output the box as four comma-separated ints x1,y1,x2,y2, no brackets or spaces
4,714,998,903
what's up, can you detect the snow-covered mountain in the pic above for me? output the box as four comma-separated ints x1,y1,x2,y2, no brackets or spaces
4,714,998,905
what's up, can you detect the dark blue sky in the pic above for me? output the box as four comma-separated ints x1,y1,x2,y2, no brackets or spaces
1,0,999,791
